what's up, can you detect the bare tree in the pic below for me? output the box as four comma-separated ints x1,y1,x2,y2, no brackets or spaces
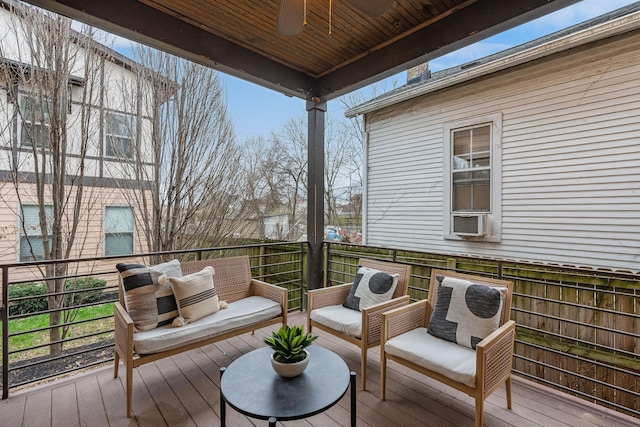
252,112,361,238
113,46,243,255
0,3,104,355
334,82,399,233
271,117,308,235
242,135,284,224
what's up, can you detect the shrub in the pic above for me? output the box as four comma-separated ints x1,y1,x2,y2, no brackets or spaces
64,277,107,306
8,283,47,316
8,277,107,316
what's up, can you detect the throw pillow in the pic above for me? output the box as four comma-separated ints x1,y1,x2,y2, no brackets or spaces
165,266,220,323
343,265,399,311
116,259,183,332
427,275,506,349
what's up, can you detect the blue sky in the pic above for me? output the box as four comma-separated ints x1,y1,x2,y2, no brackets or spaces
111,0,638,142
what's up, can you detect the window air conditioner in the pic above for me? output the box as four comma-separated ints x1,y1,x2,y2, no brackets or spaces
452,213,486,237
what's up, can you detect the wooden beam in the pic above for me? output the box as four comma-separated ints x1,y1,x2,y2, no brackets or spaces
24,0,578,101
24,0,317,99
317,0,580,99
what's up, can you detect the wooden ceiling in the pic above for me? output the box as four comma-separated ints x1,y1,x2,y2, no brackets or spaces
26,0,578,101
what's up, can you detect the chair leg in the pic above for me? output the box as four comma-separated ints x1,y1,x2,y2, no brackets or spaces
380,351,387,401
126,362,133,418
361,346,367,390
113,351,119,378
506,377,513,409
475,392,484,427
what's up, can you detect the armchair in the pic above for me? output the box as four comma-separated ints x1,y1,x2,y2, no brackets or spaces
381,269,515,427
307,258,411,390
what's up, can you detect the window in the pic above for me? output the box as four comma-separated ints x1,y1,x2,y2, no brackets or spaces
452,125,491,212
20,96,52,150
105,113,134,159
104,206,134,256
19,204,53,261
443,114,502,240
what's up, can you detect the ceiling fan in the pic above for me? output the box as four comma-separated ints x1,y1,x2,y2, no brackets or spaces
277,0,396,36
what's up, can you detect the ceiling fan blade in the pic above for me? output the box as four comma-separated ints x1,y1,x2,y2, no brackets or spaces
347,0,395,17
277,0,305,36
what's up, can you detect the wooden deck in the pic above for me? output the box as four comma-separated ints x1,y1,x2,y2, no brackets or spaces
1,312,638,427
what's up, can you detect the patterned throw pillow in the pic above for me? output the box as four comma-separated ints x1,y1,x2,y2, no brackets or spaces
165,266,220,323
116,259,183,332
343,266,399,311
428,275,506,349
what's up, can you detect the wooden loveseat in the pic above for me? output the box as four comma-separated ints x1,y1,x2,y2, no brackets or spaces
114,255,287,417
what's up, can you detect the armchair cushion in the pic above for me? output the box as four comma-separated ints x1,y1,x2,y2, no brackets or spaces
116,259,182,332
309,304,363,338
343,266,399,311
428,275,506,349
384,327,477,387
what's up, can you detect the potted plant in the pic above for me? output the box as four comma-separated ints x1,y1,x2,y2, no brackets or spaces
264,324,318,377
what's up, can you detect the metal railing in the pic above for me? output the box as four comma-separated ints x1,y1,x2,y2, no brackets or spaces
324,242,640,419
1,241,305,398
1,239,638,419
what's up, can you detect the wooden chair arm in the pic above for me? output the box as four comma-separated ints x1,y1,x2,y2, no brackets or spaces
114,302,134,358
361,295,411,346
307,283,352,311
250,279,288,303
381,299,428,343
250,279,288,325
476,320,516,394
114,301,133,328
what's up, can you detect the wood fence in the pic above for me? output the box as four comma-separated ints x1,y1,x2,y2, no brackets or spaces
324,243,640,419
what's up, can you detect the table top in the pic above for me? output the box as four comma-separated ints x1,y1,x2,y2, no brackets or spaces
220,345,350,421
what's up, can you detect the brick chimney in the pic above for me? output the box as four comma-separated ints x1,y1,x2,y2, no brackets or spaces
407,62,431,85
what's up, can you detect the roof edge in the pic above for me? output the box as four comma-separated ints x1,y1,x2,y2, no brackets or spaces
346,8,640,118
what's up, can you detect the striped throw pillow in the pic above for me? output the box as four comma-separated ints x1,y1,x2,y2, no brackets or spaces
166,266,220,323
116,259,182,332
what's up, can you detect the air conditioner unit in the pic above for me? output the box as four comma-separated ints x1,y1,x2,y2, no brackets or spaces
452,213,486,237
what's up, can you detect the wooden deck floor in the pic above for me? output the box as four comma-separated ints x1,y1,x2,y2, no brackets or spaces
1,312,638,427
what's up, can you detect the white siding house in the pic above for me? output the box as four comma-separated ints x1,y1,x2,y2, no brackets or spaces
263,213,290,240
348,4,640,273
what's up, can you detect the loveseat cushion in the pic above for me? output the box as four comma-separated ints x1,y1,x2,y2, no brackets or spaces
310,304,362,338
384,327,477,387
428,275,506,349
133,296,282,354
116,259,182,332
343,266,399,311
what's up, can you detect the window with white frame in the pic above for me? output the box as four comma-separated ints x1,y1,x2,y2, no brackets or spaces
19,204,53,261
105,112,134,159
452,124,491,212
20,95,52,150
443,114,502,240
104,206,134,256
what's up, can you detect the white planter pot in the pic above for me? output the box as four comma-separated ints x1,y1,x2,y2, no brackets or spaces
270,349,310,377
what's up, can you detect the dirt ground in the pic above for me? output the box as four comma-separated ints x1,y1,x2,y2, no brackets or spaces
8,339,114,389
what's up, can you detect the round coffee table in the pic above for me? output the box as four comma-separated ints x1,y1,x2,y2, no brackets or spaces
220,346,356,426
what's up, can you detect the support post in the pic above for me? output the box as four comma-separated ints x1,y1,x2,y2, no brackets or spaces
306,99,326,291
